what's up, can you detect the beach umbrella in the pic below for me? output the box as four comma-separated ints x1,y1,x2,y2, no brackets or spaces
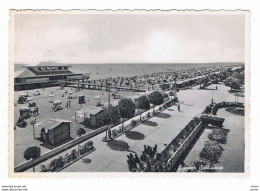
26,97,34,102
53,100,62,105
49,94,55,102
19,106,30,111
94,95,101,100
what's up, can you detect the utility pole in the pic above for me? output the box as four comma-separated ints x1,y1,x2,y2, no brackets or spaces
31,118,37,139
174,73,178,99
211,90,214,104
108,83,111,113
102,82,113,142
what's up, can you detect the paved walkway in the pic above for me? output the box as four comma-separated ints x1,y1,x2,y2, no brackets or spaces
26,84,243,172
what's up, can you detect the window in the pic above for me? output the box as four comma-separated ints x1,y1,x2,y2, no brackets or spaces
39,67,43,70
58,66,62,70
64,66,68,70
52,67,56,70
45,67,50,70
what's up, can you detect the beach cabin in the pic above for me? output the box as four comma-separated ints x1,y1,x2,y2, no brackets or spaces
162,83,171,90
76,106,105,128
38,119,71,145
176,81,185,89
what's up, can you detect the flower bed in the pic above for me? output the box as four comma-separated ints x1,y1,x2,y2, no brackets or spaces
40,140,95,172
199,141,224,164
208,128,230,144
225,107,244,115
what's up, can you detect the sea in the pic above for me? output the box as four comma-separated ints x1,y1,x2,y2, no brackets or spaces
14,63,243,80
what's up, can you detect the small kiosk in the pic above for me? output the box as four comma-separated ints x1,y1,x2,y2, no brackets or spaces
37,119,71,145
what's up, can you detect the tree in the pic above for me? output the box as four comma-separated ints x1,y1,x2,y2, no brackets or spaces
148,91,164,114
136,96,150,121
118,98,136,128
233,73,245,84
76,128,86,137
24,146,41,172
110,106,121,124
224,77,241,90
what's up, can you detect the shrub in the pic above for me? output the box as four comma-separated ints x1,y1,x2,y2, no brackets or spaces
70,149,78,160
76,128,86,137
131,120,137,126
83,140,94,151
112,129,118,137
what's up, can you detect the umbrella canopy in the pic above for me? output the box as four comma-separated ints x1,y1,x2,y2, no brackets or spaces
53,100,62,105
26,97,35,101
94,95,101,99
49,94,55,97
68,91,74,95
19,93,27,97
19,106,30,111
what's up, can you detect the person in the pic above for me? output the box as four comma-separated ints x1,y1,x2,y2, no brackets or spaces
178,103,180,112
35,106,39,115
67,100,71,109
40,128,46,141
216,86,218,90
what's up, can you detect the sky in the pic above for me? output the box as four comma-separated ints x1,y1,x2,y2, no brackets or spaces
14,13,245,65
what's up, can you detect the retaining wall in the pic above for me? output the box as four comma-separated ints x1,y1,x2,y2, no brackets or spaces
165,122,204,168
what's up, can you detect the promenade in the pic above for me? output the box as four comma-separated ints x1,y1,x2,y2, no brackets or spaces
24,83,242,172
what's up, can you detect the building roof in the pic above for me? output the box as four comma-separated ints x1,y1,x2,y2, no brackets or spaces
37,61,72,67
15,64,90,78
15,69,37,78
37,119,71,131
80,106,104,118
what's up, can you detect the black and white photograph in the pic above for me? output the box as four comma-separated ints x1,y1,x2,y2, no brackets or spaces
9,10,249,175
